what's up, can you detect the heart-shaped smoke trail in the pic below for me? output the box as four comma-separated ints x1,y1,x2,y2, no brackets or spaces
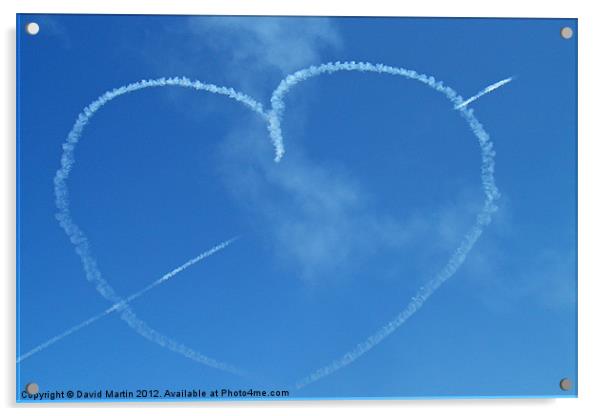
263,61,504,389
49,77,266,375
19,63,510,390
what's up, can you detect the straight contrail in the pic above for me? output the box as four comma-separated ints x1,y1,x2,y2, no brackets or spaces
17,237,237,365
262,61,503,389
52,77,265,375
454,77,514,109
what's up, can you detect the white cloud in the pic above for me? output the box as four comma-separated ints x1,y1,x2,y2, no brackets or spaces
141,16,342,122
215,122,484,284
187,16,342,76
460,198,577,313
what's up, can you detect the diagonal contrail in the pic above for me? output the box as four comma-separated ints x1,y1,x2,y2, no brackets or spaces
17,237,238,365
454,77,514,109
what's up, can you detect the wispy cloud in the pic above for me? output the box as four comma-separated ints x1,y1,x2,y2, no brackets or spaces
187,16,342,77
461,198,576,313
139,16,342,123
216,124,423,283
217,118,487,289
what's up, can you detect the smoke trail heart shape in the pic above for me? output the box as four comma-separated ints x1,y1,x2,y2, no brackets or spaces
20,61,509,389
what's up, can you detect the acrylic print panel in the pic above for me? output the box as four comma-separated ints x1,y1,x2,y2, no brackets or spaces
16,14,577,402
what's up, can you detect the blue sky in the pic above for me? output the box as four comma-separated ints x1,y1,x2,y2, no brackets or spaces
17,15,577,400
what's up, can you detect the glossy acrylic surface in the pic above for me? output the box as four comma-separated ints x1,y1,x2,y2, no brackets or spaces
16,14,577,402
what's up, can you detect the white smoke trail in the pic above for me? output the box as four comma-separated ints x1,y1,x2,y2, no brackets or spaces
18,311,111,364
454,77,514,109
263,61,503,389
17,237,237,364
44,64,506,387
267,61,463,162
52,77,265,375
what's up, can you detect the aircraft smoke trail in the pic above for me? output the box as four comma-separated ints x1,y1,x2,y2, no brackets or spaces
17,237,237,364
53,77,265,375
262,61,503,389
45,63,506,386
454,77,514,109
18,311,111,364
267,61,463,162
